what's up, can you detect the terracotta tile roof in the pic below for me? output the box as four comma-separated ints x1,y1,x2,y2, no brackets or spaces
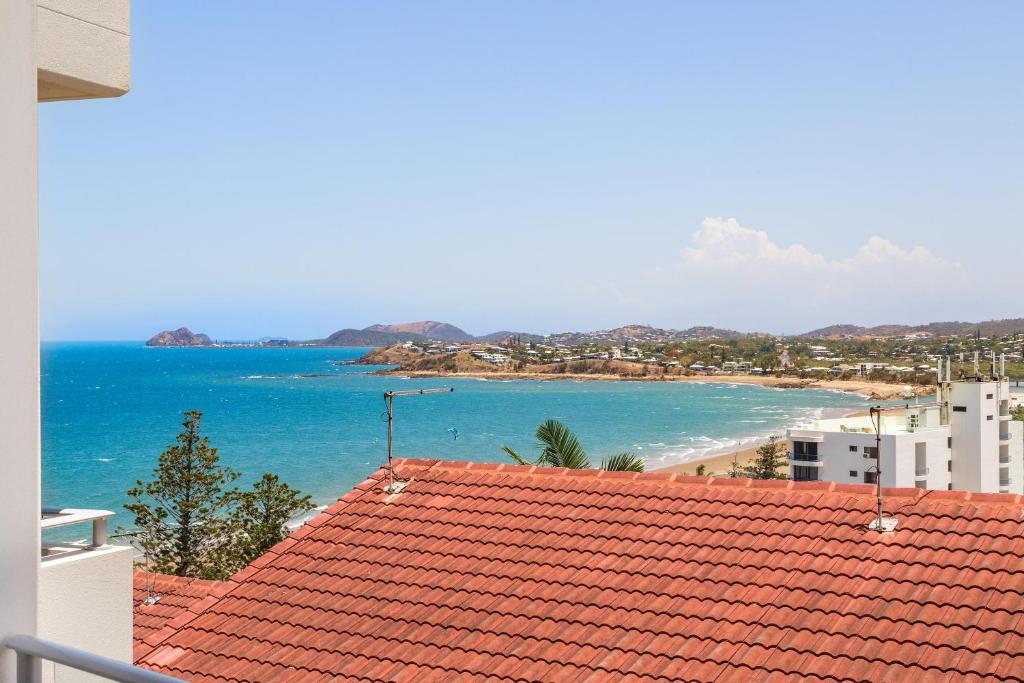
134,570,223,661
136,459,1024,681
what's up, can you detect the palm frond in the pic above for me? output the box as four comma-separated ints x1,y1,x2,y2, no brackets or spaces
534,419,591,469
501,444,533,466
601,452,645,472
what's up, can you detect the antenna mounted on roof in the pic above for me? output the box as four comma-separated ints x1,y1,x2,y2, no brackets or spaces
382,387,454,493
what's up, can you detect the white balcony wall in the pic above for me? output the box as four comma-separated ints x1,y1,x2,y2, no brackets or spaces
38,546,135,682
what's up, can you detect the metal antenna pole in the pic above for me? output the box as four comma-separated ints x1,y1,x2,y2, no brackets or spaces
871,406,883,530
383,387,454,492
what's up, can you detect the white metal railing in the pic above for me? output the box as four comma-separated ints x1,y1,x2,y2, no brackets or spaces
40,507,113,559
4,634,181,682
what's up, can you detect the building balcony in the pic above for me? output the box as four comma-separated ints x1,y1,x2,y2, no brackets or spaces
1000,478,1012,488
38,507,134,677
1000,433,1014,444
914,467,929,479
41,507,113,559
788,458,823,467
1000,453,1011,465
36,0,131,101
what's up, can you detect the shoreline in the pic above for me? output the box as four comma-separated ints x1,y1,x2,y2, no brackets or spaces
373,368,934,400
652,407,868,476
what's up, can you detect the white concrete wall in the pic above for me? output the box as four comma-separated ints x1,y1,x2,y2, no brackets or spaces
38,547,135,682
0,1,41,679
950,381,1001,492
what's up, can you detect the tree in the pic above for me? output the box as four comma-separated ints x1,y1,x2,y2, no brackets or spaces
125,410,240,579
742,436,790,480
231,473,314,567
502,419,644,472
695,464,706,476
1013,405,1024,422
125,410,315,579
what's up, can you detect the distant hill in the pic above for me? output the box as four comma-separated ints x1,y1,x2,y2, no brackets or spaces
801,318,1024,338
146,327,212,347
364,321,475,343
476,330,546,344
317,328,428,347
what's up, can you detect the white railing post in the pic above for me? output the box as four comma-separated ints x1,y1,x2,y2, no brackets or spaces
15,651,41,683
92,517,109,547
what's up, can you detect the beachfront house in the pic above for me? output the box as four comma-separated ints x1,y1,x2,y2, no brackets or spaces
1,2,148,680
788,361,1024,493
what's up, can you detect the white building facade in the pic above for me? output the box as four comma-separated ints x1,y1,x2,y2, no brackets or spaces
2,2,142,681
787,370,1024,494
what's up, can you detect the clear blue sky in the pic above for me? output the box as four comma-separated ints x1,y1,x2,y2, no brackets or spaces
40,2,1023,340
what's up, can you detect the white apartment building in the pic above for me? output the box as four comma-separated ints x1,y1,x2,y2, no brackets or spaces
787,357,1024,494
1,2,162,682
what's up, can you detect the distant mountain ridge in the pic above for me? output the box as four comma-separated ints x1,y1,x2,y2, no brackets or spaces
147,317,1024,347
800,318,1024,338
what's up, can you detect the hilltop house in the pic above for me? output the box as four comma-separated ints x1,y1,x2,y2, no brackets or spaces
132,459,1024,680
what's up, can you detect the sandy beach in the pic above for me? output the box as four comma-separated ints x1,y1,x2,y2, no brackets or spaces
381,369,934,400
654,408,872,476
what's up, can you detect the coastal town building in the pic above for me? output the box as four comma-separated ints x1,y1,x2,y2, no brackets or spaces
788,357,1024,494
132,459,1024,680
1,1,148,680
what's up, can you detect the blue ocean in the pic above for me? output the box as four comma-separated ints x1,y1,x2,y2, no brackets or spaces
42,342,872,531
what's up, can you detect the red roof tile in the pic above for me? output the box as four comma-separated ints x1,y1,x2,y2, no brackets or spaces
133,571,224,661
136,459,1024,681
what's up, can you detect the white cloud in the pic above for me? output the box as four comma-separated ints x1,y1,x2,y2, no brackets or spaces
683,217,957,274
604,217,972,333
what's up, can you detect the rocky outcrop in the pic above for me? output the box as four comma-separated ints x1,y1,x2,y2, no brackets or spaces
146,327,212,347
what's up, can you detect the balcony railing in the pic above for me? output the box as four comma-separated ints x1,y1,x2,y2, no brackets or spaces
40,507,113,560
1000,454,1011,464
915,467,929,477
4,634,180,682
1000,478,1012,487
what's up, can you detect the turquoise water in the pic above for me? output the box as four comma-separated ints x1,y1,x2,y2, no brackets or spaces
42,342,872,531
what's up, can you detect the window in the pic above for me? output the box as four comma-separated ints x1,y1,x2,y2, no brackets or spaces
986,393,994,399
793,441,819,461
793,466,819,482
849,445,858,452
987,415,994,421
793,441,818,456
864,471,878,484
863,446,878,459
953,406,967,413
948,483,953,490
948,436,952,448
849,470,858,477
915,480,927,489
947,459,952,472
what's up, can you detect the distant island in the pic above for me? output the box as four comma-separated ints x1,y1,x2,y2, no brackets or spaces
146,327,212,347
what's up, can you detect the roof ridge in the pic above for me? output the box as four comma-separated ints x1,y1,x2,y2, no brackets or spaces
392,459,1024,507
